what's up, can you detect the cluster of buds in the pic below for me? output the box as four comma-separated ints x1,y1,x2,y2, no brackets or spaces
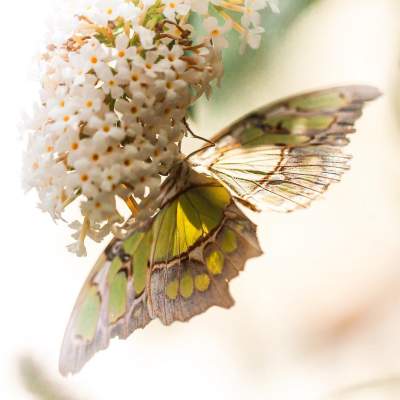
22,0,279,256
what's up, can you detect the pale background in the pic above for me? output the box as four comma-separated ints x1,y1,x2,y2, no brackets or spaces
1,0,400,399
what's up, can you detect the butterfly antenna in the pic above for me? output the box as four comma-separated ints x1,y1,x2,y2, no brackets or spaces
184,142,215,161
183,118,215,161
184,118,215,146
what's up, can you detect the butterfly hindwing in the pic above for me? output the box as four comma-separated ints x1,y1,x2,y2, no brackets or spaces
149,184,262,325
59,164,262,375
193,85,380,212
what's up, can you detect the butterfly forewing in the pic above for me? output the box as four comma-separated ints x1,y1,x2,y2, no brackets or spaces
193,85,380,212
59,226,153,376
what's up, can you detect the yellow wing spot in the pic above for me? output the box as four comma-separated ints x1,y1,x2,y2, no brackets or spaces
194,274,211,292
206,250,224,276
221,229,238,254
180,272,194,299
166,280,179,300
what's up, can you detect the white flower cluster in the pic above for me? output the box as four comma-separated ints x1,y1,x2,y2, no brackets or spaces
22,0,279,256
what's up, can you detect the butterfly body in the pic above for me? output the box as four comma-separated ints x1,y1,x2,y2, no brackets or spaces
60,86,380,375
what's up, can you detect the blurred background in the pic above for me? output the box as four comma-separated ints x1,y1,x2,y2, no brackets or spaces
2,0,400,398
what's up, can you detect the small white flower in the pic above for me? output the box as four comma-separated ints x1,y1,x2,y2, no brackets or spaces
96,65,124,99
115,96,147,124
55,127,81,154
73,84,105,121
162,0,190,20
81,193,119,223
79,38,108,73
93,0,123,24
203,16,232,49
49,104,80,133
158,44,187,73
124,65,151,96
100,165,122,192
155,70,187,101
134,50,161,79
113,34,137,66
68,162,100,198
89,113,124,143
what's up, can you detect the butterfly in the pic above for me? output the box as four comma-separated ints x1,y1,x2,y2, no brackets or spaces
59,85,380,375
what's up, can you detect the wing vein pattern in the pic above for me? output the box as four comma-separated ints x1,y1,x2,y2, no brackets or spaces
193,85,380,212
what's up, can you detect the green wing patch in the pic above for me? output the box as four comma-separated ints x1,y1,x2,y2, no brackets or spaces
193,85,380,212
149,183,261,326
74,286,101,341
59,165,262,376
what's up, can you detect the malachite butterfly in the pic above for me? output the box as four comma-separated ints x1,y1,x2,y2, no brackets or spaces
59,85,380,375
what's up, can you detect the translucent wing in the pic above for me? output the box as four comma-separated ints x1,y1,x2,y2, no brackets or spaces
192,86,380,212
59,163,262,375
